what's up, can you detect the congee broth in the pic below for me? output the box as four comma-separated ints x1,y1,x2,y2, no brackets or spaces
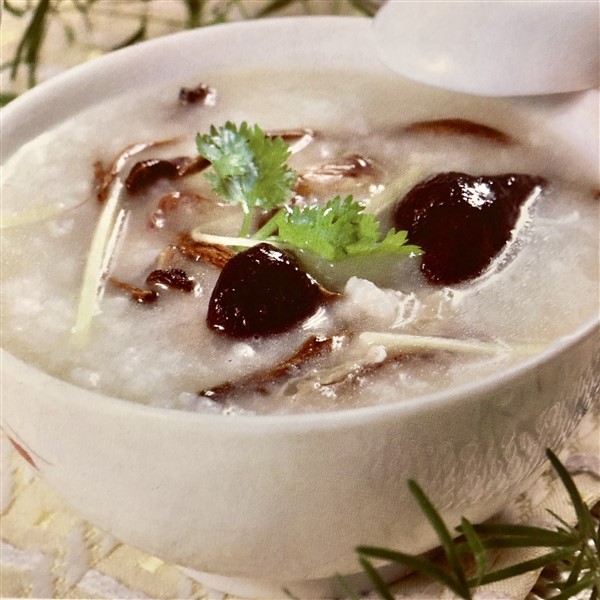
1,69,598,415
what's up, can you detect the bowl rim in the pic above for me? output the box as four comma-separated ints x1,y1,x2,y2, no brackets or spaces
0,15,375,157
1,15,598,430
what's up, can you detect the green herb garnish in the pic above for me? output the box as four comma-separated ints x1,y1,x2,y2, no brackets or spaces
195,124,420,266
196,121,297,237
257,196,421,261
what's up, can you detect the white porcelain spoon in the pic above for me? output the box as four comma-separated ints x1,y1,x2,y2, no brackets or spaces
373,0,600,96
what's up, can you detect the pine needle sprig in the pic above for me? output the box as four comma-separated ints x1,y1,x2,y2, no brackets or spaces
357,449,600,599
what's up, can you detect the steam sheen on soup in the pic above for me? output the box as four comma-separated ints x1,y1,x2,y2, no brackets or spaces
1,70,598,414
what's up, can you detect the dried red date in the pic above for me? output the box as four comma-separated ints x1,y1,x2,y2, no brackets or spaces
394,172,546,285
207,243,324,338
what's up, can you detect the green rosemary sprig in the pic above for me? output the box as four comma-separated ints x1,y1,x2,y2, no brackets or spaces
5,0,52,88
0,92,19,107
182,0,203,28
3,0,29,17
358,449,600,599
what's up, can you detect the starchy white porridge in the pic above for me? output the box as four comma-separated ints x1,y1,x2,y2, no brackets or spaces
1,69,598,414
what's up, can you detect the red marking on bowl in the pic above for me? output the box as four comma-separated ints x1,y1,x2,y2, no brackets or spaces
7,435,38,470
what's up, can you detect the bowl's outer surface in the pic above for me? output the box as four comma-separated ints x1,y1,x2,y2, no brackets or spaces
3,326,599,580
1,17,599,584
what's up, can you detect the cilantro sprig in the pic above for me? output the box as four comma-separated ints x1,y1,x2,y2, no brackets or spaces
257,196,421,261
195,122,420,268
196,122,297,236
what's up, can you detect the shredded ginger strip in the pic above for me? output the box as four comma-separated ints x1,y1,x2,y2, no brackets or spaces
1,202,71,229
71,179,126,344
190,230,264,248
359,332,543,357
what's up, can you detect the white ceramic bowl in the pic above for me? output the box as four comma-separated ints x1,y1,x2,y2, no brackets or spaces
1,17,599,599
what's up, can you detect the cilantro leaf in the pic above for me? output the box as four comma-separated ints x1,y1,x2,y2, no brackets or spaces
267,196,422,261
196,122,297,236
195,122,421,275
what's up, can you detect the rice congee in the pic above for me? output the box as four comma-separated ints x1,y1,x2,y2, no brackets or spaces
1,69,598,415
